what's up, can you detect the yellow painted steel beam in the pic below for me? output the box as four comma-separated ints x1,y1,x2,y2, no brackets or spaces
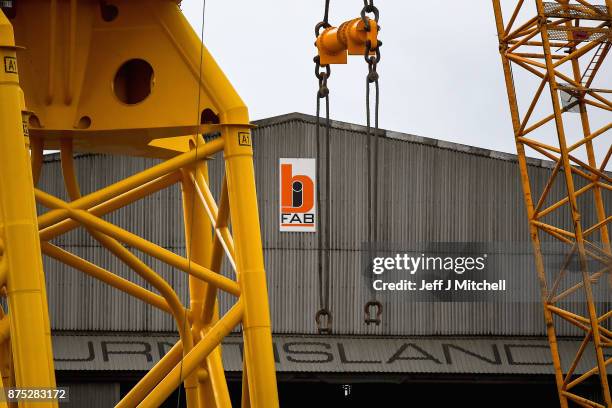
35,189,241,297
85,219,205,408
0,256,7,287
190,170,237,269
58,141,201,407
564,331,593,387
29,137,43,186
41,242,171,313
551,266,610,305
0,316,10,344
59,139,82,200
201,324,231,408
140,301,244,407
39,171,182,241
241,349,251,408
10,0,250,157
37,137,224,230
568,123,612,152
117,341,184,408
0,10,57,407
0,308,13,408
222,125,279,407
117,341,183,408
200,176,231,324
55,145,179,318
182,157,232,408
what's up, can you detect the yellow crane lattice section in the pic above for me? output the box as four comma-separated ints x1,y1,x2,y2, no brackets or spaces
493,0,611,406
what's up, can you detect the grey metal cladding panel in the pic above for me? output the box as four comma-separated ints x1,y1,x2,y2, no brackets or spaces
38,117,610,336
369,138,561,245
39,155,187,248
252,121,372,250
45,246,187,331
265,249,318,334
326,126,370,248
44,242,241,332
310,251,564,335
51,333,601,375
253,121,322,250
57,383,120,408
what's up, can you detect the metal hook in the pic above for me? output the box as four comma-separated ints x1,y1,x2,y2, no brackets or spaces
315,308,333,334
364,301,382,325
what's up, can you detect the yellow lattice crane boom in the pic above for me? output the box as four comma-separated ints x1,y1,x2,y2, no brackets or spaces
493,0,611,406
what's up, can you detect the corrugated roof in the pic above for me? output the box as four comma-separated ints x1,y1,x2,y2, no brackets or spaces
52,333,599,375
251,112,557,169
42,112,557,169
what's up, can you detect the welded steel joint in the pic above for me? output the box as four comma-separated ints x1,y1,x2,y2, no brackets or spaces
315,17,379,65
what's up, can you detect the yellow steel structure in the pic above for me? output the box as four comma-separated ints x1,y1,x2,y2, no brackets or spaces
0,0,279,406
493,0,611,406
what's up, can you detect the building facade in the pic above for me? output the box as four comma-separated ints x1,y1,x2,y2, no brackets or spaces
38,113,610,406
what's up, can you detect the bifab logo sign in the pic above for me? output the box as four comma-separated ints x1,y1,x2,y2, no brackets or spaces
279,158,316,232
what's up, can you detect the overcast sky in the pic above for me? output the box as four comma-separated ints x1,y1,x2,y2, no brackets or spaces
180,1,610,163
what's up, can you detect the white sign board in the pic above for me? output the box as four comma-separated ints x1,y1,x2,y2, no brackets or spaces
279,158,316,232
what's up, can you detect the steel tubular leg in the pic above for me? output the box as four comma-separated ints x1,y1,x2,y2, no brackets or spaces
0,375,8,408
115,341,184,408
241,349,251,408
204,332,231,408
182,161,231,408
140,302,244,407
222,125,279,407
0,11,57,407
0,307,14,408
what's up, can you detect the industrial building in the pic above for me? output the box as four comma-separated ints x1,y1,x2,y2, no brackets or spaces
38,113,610,406
1,0,609,405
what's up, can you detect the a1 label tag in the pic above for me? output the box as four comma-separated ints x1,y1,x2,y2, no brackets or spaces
238,132,251,146
4,56,17,74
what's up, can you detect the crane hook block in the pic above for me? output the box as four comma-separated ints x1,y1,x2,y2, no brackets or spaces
315,17,379,65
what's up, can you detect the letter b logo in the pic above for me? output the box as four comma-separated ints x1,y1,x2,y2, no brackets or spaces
281,164,314,213
279,159,316,232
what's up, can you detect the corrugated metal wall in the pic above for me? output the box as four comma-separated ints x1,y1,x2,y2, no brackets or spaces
58,383,119,407
39,113,610,336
